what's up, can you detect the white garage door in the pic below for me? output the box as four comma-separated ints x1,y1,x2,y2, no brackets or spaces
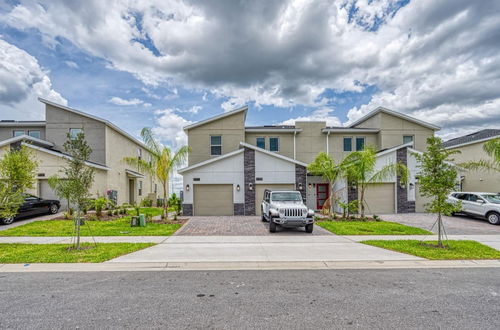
194,184,234,216
255,184,295,216
361,183,395,214
39,179,67,210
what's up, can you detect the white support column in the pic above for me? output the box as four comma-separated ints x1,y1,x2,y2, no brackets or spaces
326,131,331,155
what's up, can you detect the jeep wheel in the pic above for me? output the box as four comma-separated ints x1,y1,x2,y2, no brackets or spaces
305,224,313,233
0,217,14,225
269,221,277,233
487,212,500,225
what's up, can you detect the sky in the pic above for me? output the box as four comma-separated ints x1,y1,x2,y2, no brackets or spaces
1,0,500,150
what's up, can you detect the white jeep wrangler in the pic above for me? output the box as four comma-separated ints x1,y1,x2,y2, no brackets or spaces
261,189,315,233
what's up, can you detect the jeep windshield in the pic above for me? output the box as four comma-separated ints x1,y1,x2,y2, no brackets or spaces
481,194,500,204
271,192,302,201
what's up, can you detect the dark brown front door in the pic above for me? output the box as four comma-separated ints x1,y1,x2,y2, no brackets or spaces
316,184,329,210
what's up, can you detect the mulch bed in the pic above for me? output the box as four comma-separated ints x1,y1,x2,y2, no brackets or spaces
149,217,189,225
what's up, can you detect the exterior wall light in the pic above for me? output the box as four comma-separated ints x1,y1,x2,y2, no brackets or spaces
308,183,312,189
186,184,190,191
248,183,253,191
297,182,303,190
236,184,240,191
409,183,414,189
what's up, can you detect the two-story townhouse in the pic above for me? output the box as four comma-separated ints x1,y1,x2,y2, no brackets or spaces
179,106,441,216
443,129,500,193
0,98,162,209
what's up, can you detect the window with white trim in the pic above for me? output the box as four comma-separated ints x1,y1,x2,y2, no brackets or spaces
13,130,25,137
269,137,279,152
28,130,41,139
256,137,265,149
69,128,82,139
210,135,222,156
138,181,143,196
137,148,142,160
403,135,414,144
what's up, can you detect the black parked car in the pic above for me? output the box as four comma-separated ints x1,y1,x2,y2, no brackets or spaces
0,194,60,225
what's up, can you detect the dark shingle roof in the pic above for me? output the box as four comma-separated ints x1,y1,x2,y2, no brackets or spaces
442,129,500,148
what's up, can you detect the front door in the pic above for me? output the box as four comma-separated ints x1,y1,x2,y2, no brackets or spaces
129,179,135,204
316,184,329,210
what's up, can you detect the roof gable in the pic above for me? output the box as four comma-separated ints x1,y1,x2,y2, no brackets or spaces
349,107,440,131
183,106,248,131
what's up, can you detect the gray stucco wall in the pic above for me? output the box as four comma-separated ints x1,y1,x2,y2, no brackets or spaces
45,104,107,165
0,126,46,141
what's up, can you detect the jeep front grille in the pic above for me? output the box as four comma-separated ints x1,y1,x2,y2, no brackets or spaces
283,209,304,217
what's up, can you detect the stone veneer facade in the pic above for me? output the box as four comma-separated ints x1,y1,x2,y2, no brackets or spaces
182,203,193,216
396,147,415,213
295,164,307,201
233,203,245,215
243,148,256,215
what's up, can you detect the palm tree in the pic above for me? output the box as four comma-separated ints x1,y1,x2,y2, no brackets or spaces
342,145,408,218
123,128,190,219
461,137,500,172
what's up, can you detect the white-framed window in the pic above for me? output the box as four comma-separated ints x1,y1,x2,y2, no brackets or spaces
154,183,157,194
355,137,365,151
210,135,222,156
269,137,279,152
256,137,265,149
343,137,352,152
13,130,25,137
28,130,41,139
69,128,83,139
138,181,143,196
148,154,152,165
403,135,414,144
137,148,142,160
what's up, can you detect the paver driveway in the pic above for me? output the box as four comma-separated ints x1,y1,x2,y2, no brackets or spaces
381,213,500,235
175,216,332,236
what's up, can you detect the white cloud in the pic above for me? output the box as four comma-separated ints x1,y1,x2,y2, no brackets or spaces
280,107,342,127
3,0,500,137
64,60,78,69
152,108,192,149
108,96,145,106
0,38,66,120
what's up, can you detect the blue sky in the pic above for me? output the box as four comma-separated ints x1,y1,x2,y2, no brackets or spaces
1,0,500,150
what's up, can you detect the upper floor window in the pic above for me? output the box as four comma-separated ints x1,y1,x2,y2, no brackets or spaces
154,183,158,194
269,137,279,152
256,137,265,149
138,181,143,196
69,128,82,139
148,154,152,165
137,148,142,160
403,135,414,144
356,137,365,151
343,137,352,152
28,130,41,139
13,130,25,137
210,135,222,156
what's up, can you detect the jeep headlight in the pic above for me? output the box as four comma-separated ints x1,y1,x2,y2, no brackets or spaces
270,208,279,216
307,209,315,216
279,209,285,215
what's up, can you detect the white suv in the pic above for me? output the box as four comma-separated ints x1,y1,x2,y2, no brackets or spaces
447,192,500,225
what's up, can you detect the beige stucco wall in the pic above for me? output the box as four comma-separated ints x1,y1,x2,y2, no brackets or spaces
353,112,434,151
294,121,327,164
105,126,161,205
244,132,295,159
187,111,246,165
327,133,378,161
448,141,500,193
0,126,46,141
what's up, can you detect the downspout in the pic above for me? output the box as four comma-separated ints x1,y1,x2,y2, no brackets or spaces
326,130,331,155
293,131,297,159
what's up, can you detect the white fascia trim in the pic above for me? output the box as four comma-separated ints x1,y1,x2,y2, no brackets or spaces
183,106,248,131
38,98,150,150
0,122,46,127
240,142,308,166
349,107,441,131
0,135,54,148
376,141,414,158
245,128,302,133
321,128,380,133
21,142,110,171
443,135,500,150
178,149,244,174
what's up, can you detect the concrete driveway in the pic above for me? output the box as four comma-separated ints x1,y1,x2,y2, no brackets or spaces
175,216,333,236
0,212,63,231
381,213,500,235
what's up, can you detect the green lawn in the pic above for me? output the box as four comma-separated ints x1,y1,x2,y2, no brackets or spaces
126,207,164,217
317,220,432,235
362,240,500,260
0,243,155,263
0,218,181,236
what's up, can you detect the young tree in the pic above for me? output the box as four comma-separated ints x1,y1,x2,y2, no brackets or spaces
343,145,408,218
52,132,95,249
0,146,38,224
414,136,461,247
124,128,190,220
307,152,346,215
48,176,73,214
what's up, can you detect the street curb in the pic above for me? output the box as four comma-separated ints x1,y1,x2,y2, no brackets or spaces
1,259,499,272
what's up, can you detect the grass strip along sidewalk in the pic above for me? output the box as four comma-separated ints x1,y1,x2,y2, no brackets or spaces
0,218,181,237
317,221,432,235
0,243,155,263
363,240,500,260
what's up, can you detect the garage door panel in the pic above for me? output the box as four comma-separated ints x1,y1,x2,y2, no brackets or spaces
361,183,395,214
194,184,233,216
255,184,295,216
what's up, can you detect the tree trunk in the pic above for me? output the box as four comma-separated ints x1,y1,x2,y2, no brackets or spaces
437,212,443,247
359,187,365,218
75,210,81,250
329,181,334,216
162,181,168,220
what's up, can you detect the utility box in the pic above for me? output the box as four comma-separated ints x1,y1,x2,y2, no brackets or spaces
139,214,146,227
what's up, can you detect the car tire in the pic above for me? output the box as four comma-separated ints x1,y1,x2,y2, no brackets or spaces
261,209,267,222
269,221,277,233
0,217,14,225
486,212,500,225
305,224,314,233
49,204,59,214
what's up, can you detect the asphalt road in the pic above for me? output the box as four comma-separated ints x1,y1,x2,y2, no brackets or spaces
1,269,499,329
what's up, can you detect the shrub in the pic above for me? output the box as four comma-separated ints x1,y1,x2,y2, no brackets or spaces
140,198,153,207
373,214,381,221
93,197,108,217
88,214,98,221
